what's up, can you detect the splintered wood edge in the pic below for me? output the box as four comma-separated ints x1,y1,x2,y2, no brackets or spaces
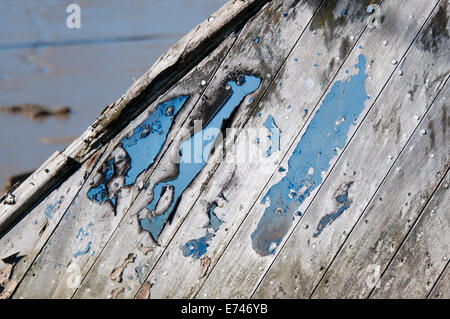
0,0,271,235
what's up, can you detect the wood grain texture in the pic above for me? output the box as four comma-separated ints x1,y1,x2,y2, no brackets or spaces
75,0,325,299
310,83,448,298
428,262,450,299
199,0,442,299
253,1,448,299
370,171,449,299
11,33,236,299
135,0,385,299
0,0,268,234
1,0,448,299
0,151,79,236
0,146,105,298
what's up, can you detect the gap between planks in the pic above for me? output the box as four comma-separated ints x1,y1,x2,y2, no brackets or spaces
195,0,443,299
251,2,447,298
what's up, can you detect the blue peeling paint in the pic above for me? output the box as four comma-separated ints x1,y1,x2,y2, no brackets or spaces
206,202,224,232
251,54,368,256
314,183,352,237
87,96,189,211
44,197,63,219
87,159,114,204
181,236,208,259
140,75,261,242
74,242,91,257
181,202,224,259
122,96,189,186
263,115,281,157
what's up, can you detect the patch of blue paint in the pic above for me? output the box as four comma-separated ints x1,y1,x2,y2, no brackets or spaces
140,75,261,242
181,236,208,259
207,202,224,232
86,96,188,212
263,115,281,157
251,54,368,256
87,159,114,204
181,202,224,259
74,242,91,257
122,96,189,186
44,197,63,219
314,183,352,237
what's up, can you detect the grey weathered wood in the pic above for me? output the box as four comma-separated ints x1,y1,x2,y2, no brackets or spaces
428,262,450,299
309,83,448,298
253,2,448,298
2,0,448,300
198,0,442,299
0,151,79,236
0,0,269,235
369,171,449,299
74,0,325,299
12,34,236,299
133,0,388,299
0,146,105,299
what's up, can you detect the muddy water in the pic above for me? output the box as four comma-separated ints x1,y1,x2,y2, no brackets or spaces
0,0,227,188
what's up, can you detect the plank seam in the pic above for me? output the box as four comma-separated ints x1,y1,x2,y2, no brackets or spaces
133,0,329,299
367,165,450,298
249,0,442,299
69,32,241,299
306,5,447,296
9,147,106,298
427,259,450,299
200,2,379,299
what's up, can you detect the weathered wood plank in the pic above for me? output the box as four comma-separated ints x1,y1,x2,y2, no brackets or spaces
309,82,448,298
0,146,105,299
12,33,236,299
134,0,386,299
369,171,449,299
0,151,80,236
198,0,443,299
74,0,326,299
0,0,269,233
428,262,450,299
